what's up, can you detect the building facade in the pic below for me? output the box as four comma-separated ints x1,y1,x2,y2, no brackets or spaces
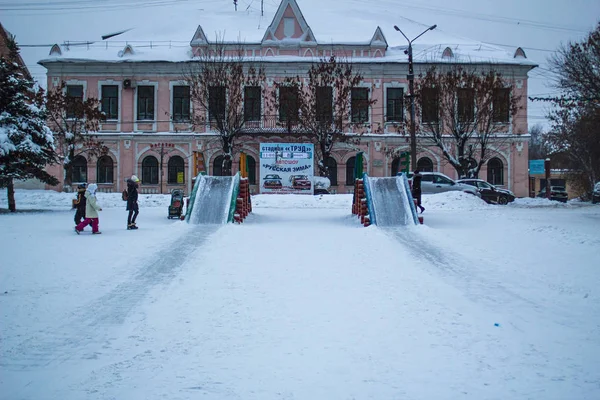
39,0,535,196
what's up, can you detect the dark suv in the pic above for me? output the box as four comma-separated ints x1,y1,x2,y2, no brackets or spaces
457,179,515,205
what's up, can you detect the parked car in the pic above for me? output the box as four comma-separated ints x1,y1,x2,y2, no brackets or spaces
414,172,481,197
592,182,600,204
263,174,283,189
537,186,568,203
457,179,515,205
289,174,311,190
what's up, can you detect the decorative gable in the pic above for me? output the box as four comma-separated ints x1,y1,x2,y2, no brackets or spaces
442,46,454,59
513,47,527,59
369,27,388,49
49,44,62,56
262,0,316,45
190,25,208,46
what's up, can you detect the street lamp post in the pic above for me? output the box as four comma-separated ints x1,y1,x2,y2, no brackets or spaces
393,24,437,172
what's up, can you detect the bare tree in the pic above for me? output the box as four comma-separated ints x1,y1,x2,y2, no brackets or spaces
528,123,550,160
269,55,377,177
46,81,107,190
541,22,600,195
183,41,265,176
412,65,521,178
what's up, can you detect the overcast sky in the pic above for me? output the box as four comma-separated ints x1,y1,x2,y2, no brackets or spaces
2,0,599,130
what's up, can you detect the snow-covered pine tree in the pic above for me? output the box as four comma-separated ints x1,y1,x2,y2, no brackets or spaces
0,35,58,212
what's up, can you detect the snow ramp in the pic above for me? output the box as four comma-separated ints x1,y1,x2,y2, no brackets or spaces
186,173,239,224
364,173,419,226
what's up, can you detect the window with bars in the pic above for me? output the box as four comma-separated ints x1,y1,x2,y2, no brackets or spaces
96,156,113,183
492,88,510,123
316,86,333,122
167,155,185,184
421,88,439,124
137,86,155,121
172,86,190,122
244,86,261,122
142,156,159,184
247,155,257,184
209,86,226,122
101,85,119,120
279,86,299,122
386,87,404,122
417,157,434,172
66,85,83,119
457,88,475,123
351,88,369,123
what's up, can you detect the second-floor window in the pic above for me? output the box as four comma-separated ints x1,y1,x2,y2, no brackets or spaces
66,85,83,119
421,87,439,124
244,86,261,122
316,86,333,122
492,88,510,123
209,86,226,122
279,86,298,122
386,87,403,122
101,85,119,120
351,88,369,123
172,86,190,122
457,88,474,123
137,86,154,121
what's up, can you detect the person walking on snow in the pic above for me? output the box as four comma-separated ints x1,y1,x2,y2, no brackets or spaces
412,170,425,213
126,175,140,230
75,183,103,234
73,183,87,226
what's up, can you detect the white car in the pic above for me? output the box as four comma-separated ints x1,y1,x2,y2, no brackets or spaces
418,172,481,197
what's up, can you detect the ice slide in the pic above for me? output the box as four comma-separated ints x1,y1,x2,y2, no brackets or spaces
363,173,419,226
185,173,240,224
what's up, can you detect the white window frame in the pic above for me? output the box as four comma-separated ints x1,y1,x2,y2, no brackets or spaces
169,80,193,132
349,82,372,125
134,80,158,132
383,82,408,125
98,79,122,131
64,79,87,121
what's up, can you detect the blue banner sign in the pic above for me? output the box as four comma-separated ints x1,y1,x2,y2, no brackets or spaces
529,159,545,175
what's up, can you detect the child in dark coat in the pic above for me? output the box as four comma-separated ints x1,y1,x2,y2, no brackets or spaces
73,183,87,225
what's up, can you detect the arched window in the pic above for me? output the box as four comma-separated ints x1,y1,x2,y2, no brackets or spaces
142,156,159,184
167,156,185,184
346,156,356,185
391,157,400,175
417,157,434,172
96,155,113,183
487,157,504,185
213,155,224,176
247,155,257,185
324,156,337,186
72,155,87,183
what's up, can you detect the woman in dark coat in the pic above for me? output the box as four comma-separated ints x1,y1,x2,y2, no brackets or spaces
412,170,425,213
126,175,140,229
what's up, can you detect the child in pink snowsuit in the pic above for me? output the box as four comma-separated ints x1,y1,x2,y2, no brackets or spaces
75,183,103,234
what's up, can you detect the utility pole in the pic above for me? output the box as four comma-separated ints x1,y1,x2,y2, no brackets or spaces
394,24,437,172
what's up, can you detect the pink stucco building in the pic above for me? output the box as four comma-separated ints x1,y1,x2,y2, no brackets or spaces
39,0,535,196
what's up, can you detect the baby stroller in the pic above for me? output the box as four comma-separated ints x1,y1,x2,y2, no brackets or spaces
168,189,185,219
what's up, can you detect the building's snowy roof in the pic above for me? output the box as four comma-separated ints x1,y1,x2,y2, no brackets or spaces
38,0,536,67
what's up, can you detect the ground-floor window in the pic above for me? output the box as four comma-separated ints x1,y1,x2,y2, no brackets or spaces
417,157,434,172
324,156,337,186
167,155,185,184
97,156,114,183
247,155,256,185
346,157,356,185
72,155,87,183
487,157,504,185
213,155,224,176
142,156,159,184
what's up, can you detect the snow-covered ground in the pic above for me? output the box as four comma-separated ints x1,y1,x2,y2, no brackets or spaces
1,190,599,400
